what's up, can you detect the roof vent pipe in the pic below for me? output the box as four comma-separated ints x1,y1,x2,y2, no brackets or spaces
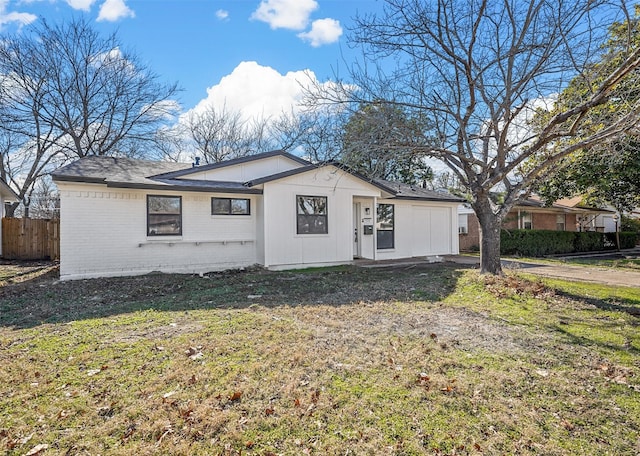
192,156,201,167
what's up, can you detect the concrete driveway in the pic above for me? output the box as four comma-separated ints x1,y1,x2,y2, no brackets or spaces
445,249,640,288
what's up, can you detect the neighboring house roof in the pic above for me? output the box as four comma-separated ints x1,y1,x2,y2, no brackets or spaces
519,195,613,214
51,151,465,203
0,177,18,201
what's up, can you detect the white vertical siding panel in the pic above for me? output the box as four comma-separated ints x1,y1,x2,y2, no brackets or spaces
263,167,379,269
187,156,303,182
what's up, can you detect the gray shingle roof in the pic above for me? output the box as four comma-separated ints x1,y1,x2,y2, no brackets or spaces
373,178,464,202
51,156,262,194
51,154,465,202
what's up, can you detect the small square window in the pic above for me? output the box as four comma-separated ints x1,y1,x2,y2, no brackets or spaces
147,195,181,236
211,197,250,215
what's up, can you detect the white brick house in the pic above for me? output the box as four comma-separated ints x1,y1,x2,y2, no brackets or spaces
52,150,463,280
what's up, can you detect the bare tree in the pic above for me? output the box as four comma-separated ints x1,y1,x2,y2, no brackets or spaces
269,107,347,162
0,17,179,215
309,0,640,274
184,104,247,164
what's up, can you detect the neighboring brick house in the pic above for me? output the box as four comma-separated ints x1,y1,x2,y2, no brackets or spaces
458,196,616,251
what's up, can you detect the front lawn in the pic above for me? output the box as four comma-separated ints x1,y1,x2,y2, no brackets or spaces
0,263,638,455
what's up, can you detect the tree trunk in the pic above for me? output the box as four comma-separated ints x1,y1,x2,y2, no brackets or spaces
474,199,504,275
4,201,19,218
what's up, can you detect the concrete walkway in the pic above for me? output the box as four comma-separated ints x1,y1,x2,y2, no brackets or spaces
444,251,640,288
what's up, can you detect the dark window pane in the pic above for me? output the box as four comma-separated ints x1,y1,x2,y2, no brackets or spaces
377,230,394,249
147,195,181,236
376,204,394,230
296,195,328,234
212,198,250,215
212,198,231,215
148,214,181,235
231,199,250,215
297,196,327,215
297,215,327,234
148,196,181,214
376,204,394,249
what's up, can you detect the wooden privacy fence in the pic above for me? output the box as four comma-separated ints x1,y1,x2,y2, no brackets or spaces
2,218,60,260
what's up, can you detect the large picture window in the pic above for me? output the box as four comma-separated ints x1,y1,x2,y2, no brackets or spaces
212,197,250,215
297,195,328,234
147,195,182,236
377,204,394,249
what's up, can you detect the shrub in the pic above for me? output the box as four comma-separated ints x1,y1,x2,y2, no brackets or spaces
574,231,605,252
501,229,575,256
605,232,639,249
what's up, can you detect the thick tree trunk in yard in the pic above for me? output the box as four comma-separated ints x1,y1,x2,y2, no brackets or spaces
474,198,504,275
478,216,503,275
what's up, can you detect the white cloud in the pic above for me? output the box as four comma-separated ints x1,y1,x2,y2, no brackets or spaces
97,0,134,22
215,9,229,20
186,61,329,123
298,18,342,47
0,0,37,29
251,0,317,31
66,0,96,11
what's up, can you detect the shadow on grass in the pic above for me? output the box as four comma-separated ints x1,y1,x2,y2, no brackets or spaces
553,289,640,318
551,323,640,357
0,262,469,329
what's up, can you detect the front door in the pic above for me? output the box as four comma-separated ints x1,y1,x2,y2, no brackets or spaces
353,202,361,258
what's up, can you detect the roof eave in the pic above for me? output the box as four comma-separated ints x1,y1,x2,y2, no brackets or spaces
391,195,465,203
105,181,263,194
0,179,19,201
51,174,107,184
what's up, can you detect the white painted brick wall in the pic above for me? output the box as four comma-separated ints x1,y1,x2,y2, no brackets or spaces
58,183,259,280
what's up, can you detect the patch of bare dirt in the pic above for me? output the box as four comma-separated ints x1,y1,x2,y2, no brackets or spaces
287,301,539,356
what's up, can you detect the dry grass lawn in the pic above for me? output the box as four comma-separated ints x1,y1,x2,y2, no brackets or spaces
0,261,638,455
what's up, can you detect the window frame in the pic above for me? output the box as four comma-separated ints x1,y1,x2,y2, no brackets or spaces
211,197,251,216
147,195,182,237
296,195,328,235
376,203,395,249
556,214,566,231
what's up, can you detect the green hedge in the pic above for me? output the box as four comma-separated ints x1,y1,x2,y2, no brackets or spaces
500,230,638,256
605,232,639,249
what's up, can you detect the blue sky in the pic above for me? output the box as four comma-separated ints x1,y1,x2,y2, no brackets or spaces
1,0,385,119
